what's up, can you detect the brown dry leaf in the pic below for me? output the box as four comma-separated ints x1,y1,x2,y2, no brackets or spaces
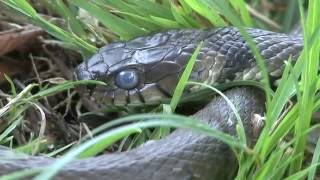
0,57,30,83
0,22,43,55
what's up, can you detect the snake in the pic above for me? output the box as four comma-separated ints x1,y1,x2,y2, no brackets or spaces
0,27,303,179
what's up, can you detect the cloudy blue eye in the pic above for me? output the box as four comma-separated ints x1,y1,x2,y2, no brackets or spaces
115,69,139,90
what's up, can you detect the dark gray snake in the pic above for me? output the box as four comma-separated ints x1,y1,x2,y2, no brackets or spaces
0,27,303,179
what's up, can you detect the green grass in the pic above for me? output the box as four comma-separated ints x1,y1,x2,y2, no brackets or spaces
0,0,319,179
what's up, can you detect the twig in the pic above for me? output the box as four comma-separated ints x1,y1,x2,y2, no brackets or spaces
246,4,281,30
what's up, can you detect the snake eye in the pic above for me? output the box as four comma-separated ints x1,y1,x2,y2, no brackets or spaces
115,69,139,90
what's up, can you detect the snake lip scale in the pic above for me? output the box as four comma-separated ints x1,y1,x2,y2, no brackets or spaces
0,27,303,179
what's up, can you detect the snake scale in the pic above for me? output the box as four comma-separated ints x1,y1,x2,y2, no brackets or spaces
0,27,303,179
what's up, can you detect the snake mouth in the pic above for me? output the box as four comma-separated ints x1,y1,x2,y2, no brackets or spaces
86,83,173,106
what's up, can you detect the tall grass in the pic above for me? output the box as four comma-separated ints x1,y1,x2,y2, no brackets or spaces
0,0,319,179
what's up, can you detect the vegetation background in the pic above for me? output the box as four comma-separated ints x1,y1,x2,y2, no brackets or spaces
0,0,319,179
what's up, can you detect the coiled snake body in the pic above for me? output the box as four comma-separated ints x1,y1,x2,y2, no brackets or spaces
0,28,303,179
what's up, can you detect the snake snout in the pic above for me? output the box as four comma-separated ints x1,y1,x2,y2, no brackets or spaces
74,63,93,81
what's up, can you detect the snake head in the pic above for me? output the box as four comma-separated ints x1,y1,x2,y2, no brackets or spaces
75,30,203,105
75,28,304,106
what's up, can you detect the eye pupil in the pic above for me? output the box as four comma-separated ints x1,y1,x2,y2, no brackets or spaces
122,72,134,83
115,69,139,90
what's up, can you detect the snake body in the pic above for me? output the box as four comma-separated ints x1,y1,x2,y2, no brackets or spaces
0,27,303,179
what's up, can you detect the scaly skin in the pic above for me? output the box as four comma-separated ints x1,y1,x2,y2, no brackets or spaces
76,27,302,105
0,27,303,179
0,88,264,180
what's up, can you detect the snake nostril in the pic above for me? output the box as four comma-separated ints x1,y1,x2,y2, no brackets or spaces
75,68,93,81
